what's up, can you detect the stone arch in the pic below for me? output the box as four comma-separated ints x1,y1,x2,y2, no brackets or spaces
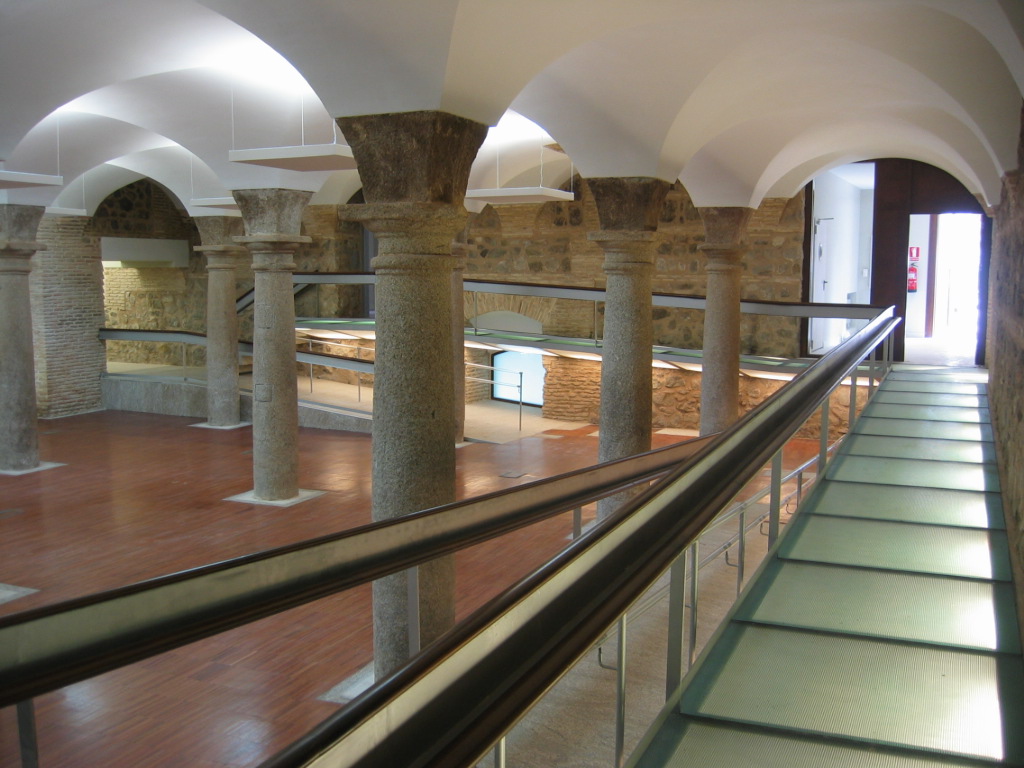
464,292,556,330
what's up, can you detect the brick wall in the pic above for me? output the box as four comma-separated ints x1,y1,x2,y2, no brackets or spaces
544,354,862,438
31,215,106,417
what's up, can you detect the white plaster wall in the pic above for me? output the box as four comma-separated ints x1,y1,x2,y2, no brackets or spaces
906,214,932,338
810,169,866,350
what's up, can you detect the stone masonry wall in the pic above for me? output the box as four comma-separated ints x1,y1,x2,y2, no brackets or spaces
99,180,203,366
459,181,805,356
990,131,1024,650
32,215,106,417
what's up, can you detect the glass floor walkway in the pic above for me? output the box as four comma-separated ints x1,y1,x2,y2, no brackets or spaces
630,366,1023,767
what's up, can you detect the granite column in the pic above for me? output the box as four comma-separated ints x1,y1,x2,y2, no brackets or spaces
698,207,753,435
195,217,246,428
339,111,487,678
234,190,313,503
587,178,671,520
0,205,46,473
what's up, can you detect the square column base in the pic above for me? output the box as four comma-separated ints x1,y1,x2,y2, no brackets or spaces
0,461,64,476
190,421,252,431
224,488,325,507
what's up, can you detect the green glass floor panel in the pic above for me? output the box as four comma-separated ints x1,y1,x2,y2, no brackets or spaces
863,402,989,423
780,515,1012,580
842,434,995,464
874,391,989,408
680,624,1024,762
633,718,1009,768
807,481,1004,529
855,417,994,442
827,455,1000,492
889,371,989,384
738,561,1021,652
883,380,987,395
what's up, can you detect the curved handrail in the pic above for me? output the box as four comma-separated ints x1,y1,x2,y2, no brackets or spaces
293,272,884,320
256,307,899,768
0,432,712,708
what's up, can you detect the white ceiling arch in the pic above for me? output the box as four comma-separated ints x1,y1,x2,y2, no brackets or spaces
1,0,1022,214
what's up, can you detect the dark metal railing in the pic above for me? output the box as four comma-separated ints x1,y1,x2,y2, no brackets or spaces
255,307,898,768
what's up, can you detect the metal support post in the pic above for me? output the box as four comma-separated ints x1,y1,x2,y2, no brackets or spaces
614,615,627,768
736,509,747,595
666,552,686,700
687,541,699,668
818,394,830,481
493,738,506,768
768,450,783,548
573,507,583,539
17,700,38,768
848,371,858,429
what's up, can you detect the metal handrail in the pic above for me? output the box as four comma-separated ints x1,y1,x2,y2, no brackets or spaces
292,273,883,320
0,432,712,708
257,307,898,768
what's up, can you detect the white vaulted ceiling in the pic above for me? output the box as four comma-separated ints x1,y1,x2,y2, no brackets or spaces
0,0,1021,215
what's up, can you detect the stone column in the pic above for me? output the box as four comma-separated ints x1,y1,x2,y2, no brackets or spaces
195,216,246,428
452,258,467,443
339,110,487,679
587,178,671,520
698,207,753,435
197,246,246,427
0,205,46,473
233,190,314,504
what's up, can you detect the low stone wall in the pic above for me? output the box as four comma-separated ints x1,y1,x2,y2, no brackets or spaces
543,355,865,439
101,375,372,433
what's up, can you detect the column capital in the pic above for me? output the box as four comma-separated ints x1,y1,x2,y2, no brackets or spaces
586,177,671,232
338,111,488,206
195,243,247,270
697,206,753,249
233,189,311,235
346,202,467,259
0,239,46,257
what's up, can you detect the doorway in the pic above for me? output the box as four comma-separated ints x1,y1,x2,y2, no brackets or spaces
904,213,982,365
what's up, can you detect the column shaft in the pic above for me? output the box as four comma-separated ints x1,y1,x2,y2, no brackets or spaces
697,207,753,436
351,203,464,679
594,235,657,520
248,245,301,500
699,249,743,434
200,248,244,427
452,262,466,443
0,248,41,471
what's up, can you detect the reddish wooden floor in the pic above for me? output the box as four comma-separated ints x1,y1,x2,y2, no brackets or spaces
0,412,814,767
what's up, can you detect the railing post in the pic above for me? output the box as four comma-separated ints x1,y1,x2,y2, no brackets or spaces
848,370,858,430
666,552,686,701
614,615,627,768
736,508,746,596
687,541,699,668
17,700,38,768
818,393,830,481
768,450,783,548
573,506,583,540
493,738,506,768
